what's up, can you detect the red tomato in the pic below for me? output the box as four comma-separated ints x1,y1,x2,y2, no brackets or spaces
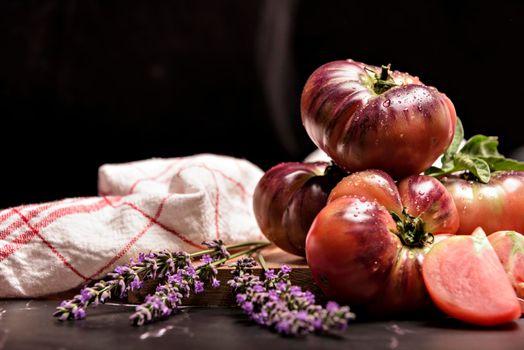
488,230,524,312
253,162,346,256
305,170,458,315
422,227,521,326
301,59,456,179
440,171,524,235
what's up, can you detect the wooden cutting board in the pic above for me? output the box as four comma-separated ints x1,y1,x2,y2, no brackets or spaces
128,245,324,306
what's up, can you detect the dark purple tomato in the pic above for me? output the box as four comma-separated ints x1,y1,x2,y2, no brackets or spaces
306,170,459,315
301,59,457,179
253,162,346,256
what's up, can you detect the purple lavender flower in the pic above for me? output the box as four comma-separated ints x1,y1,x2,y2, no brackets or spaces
130,276,143,290
242,301,254,314
202,239,230,260
264,269,275,279
55,240,271,327
72,307,86,320
194,281,205,294
129,244,227,326
54,250,187,322
280,265,292,274
80,288,93,304
201,254,213,264
228,257,355,337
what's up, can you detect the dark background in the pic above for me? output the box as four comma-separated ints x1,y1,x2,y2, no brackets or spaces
0,0,522,209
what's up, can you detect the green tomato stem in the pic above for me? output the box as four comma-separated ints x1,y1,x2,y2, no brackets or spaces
391,209,433,247
373,64,397,95
380,64,390,81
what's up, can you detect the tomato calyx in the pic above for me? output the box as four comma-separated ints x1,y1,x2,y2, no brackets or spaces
323,161,347,180
391,209,434,248
371,64,398,95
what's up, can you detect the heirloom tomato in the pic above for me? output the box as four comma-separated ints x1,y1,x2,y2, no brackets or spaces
440,172,524,235
301,59,456,179
422,228,521,326
426,120,524,235
253,162,346,256
305,170,459,315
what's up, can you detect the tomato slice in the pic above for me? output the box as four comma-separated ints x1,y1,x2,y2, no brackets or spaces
422,227,521,326
488,230,524,314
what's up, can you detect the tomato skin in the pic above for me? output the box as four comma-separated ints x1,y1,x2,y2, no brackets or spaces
441,171,524,235
305,170,458,315
306,197,399,305
301,59,456,179
253,162,345,256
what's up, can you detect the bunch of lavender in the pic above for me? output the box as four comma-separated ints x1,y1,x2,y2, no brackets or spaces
54,240,268,325
228,257,355,336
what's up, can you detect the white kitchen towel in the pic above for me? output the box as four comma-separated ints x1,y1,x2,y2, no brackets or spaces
0,154,265,298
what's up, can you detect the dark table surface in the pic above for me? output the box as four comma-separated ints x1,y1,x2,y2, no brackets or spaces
1,300,524,350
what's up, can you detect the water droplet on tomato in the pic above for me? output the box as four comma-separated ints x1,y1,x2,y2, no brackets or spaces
382,99,391,107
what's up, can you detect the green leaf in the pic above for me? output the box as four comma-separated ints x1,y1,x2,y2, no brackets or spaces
423,116,524,182
488,158,524,171
454,153,491,183
460,135,503,159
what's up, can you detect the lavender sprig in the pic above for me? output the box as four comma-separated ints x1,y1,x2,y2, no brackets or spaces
228,257,355,336
130,262,198,325
53,240,269,323
53,250,188,321
130,242,271,326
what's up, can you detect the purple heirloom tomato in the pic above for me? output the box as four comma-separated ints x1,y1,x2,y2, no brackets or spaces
253,162,346,257
301,59,457,179
305,170,459,315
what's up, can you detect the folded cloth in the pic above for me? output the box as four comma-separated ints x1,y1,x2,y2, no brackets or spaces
0,154,264,298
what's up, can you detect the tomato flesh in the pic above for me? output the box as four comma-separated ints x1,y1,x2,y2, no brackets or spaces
488,230,524,313
422,227,521,326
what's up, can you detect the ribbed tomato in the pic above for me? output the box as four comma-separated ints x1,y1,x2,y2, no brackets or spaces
301,59,456,179
253,162,346,256
305,170,459,315
440,171,524,235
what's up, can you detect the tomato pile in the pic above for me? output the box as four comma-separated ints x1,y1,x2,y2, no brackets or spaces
253,59,524,326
